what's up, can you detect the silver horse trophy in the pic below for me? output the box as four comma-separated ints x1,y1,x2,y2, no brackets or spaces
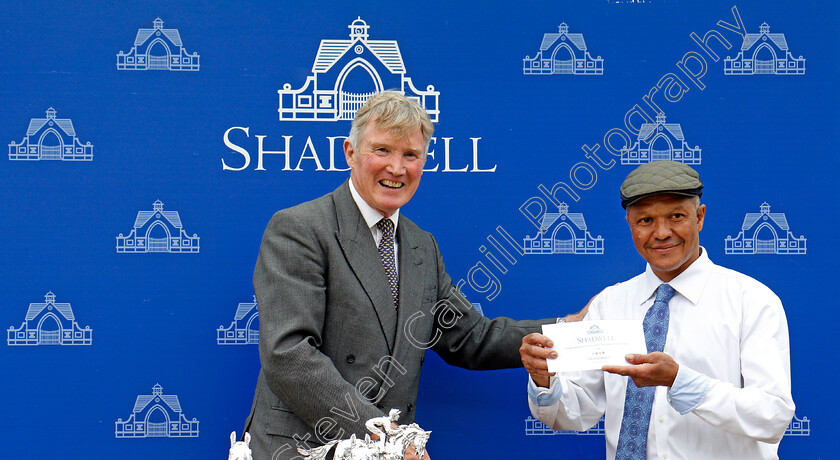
298,409,431,459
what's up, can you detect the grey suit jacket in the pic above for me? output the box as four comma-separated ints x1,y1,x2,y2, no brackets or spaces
244,180,551,459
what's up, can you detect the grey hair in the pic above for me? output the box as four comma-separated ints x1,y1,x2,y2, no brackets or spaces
347,91,434,155
688,195,701,209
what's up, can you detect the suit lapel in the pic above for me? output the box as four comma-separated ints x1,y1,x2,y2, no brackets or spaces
390,217,426,380
333,181,398,352
395,220,424,334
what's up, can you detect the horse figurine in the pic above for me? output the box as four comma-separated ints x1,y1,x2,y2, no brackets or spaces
366,409,402,451
297,409,430,459
229,431,253,460
298,433,377,460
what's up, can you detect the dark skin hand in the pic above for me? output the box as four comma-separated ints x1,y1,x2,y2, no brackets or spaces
519,299,594,388
602,352,679,388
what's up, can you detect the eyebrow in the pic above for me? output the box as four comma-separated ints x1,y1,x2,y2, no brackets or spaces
631,203,691,217
369,141,422,155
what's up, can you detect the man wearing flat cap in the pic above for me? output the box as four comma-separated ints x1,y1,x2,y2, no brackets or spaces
520,161,795,459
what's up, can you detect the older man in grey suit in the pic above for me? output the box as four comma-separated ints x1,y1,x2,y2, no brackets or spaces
242,92,564,459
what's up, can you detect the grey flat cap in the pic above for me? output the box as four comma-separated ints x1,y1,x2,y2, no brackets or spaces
620,160,703,208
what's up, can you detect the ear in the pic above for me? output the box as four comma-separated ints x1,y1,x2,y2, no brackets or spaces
696,204,706,231
244,432,251,445
230,431,236,446
344,139,356,168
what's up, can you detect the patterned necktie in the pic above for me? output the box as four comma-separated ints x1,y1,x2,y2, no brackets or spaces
615,283,676,460
376,218,398,309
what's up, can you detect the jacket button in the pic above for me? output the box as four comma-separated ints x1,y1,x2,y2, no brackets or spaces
407,403,414,412
420,357,425,365
346,354,355,363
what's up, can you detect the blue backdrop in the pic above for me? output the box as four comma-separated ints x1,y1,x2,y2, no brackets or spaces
1,1,836,458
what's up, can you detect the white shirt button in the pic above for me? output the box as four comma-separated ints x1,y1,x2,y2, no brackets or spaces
659,417,664,423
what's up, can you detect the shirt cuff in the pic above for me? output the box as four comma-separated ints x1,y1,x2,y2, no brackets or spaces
667,364,711,415
528,375,563,407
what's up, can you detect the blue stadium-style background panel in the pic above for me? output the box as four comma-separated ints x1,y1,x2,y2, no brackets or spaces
0,0,836,458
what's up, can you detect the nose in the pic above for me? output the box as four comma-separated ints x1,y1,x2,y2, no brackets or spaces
386,155,405,175
652,219,672,239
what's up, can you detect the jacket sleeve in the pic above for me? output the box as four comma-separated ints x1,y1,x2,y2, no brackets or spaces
426,234,555,370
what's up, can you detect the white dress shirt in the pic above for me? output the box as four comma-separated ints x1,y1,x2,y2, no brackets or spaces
349,178,399,275
528,248,795,460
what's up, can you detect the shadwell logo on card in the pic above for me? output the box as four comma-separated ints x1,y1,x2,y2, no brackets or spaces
579,324,614,344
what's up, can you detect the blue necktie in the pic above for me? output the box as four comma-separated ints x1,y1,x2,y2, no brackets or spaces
615,283,676,460
376,218,398,309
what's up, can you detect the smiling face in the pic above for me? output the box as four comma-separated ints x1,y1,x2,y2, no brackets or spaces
625,194,705,282
344,119,426,217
